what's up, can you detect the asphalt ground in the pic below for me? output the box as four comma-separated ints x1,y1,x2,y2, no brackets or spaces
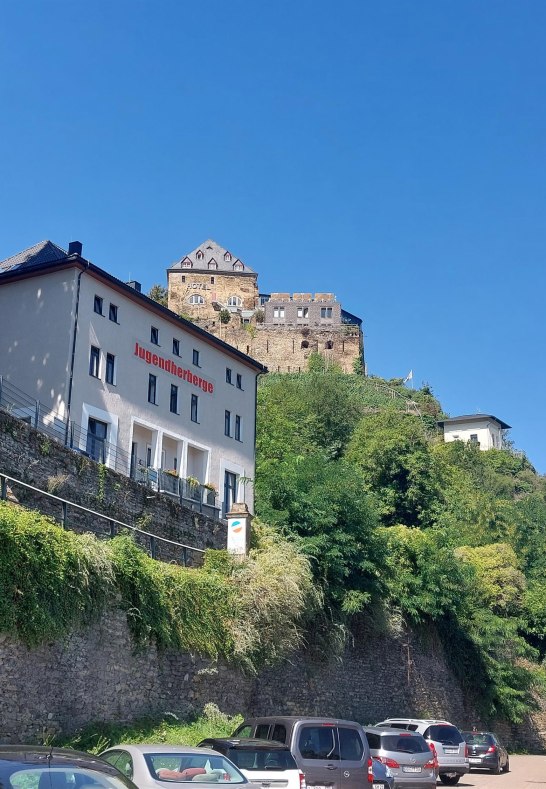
449,755,545,788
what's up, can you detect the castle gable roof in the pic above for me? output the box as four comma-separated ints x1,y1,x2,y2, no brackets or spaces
0,240,67,274
170,239,255,274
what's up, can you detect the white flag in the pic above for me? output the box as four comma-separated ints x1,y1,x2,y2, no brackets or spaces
403,370,413,383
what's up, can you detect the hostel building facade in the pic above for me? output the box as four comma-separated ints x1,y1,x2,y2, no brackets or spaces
0,240,265,516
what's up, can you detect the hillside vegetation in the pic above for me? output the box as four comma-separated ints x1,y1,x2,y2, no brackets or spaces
1,365,545,727
256,368,546,722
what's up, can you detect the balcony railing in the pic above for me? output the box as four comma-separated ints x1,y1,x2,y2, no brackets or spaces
133,467,220,517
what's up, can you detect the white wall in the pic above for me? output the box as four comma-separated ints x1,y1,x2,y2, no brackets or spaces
443,420,503,450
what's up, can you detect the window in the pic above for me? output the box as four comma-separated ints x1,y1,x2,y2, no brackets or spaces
193,349,200,366
105,353,116,385
94,295,103,315
271,724,287,744
235,414,242,441
86,418,107,462
338,727,364,760
211,276,215,284
189,294,205,304
236,373,243,389
182,259,193,267
320,307,333,319
273,307,285,319
227,295,242,307
224,252,232,262
109,303,118,322
195,250,203,260
223,470,238,516
470,434,479,442
301,340,309,349
89,345,100,377
181,275,186,283
191,393,199,422
297,307,309,318
298,725,339,760
170,384,178,414
148,374,157,404
225,410,231,437
233,261,243,271
235,725,253,738
172,338,180,356
208,259,218,269
325,340,334,349
151,326,159,345
226,367,233,384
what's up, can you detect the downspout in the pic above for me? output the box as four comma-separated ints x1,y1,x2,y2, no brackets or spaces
65,259,89,446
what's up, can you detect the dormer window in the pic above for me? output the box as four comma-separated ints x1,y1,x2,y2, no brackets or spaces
196,250,204,260
224,252,232,262
233,261,244,271
182,258,192,268
208,259,218,269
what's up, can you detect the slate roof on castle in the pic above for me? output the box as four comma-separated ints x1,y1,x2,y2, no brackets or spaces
170,239,255,274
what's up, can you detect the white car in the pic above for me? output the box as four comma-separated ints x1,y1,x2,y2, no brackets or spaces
100,745,254,789
197,738,306,789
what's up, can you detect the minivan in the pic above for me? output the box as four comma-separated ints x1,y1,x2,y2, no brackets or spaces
374,719,468,786
232,717,380,789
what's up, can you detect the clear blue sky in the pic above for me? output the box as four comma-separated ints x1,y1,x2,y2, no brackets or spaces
2,1,545,470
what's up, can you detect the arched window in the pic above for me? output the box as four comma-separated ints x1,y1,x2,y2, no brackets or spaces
224,252,232,262
301,340,309,349
227,295,242,307
196,250,204,260
325,340,334,349
208,259,218,269
189,294,204,304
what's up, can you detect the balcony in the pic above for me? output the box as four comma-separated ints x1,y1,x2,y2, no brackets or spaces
134,467,220,519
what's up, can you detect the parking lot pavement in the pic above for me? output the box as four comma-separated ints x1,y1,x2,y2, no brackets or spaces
448,754,546,788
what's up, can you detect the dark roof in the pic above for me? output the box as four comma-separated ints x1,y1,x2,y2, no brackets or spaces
0,241,267,374
0,240,67,273
170,239,255,274
438,414,511,430
199,739,290,750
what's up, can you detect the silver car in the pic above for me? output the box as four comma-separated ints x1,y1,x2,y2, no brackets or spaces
374,719,468,786
364,727,436,789
100,745,253,789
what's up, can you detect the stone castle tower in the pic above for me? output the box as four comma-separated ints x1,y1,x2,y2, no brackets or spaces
167,239,364,374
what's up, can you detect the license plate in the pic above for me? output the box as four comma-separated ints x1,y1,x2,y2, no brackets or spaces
372,784,385,789
402,766,422,773
444,748,458,754
469,758,481,763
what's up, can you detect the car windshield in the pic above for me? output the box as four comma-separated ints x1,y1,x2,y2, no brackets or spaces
424,726,463,745
462,734,495,746
144,754,246,783
227,749,297,771
7,765,129,789
380,735,429,754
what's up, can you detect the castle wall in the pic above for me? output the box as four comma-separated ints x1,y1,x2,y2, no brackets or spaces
168,270,258,322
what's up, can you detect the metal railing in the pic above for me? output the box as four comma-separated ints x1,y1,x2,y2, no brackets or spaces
0,376,222,517
0,376,131,475
0,472,205,566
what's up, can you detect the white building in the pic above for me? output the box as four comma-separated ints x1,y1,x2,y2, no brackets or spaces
0,240,266,516
438,414,511,450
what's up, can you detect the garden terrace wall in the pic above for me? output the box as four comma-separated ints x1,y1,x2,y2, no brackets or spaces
0,410,225,563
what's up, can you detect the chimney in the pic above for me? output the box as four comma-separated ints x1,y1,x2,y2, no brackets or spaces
68,241,83,256
126,280,142,293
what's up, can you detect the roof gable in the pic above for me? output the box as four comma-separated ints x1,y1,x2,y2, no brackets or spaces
0,240,67,274
170,239,255,274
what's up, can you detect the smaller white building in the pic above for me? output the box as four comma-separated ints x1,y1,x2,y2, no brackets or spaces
438,414,511,450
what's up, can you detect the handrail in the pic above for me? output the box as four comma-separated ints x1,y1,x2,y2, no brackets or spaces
0,472,205,562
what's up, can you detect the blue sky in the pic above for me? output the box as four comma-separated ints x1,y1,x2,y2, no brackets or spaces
1,1,546,470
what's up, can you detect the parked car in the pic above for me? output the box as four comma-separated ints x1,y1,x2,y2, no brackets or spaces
461,731,509,774
363,727,437,789
100,745,250,789
196,738,305,789
231,717,376,789
0,745,138,789
370,759,395,789
374,719,469,786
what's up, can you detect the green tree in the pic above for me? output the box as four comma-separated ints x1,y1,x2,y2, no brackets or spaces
148,284,168,307
219,309,231,324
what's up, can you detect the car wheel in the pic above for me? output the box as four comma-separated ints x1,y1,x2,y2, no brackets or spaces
503,759,510,773
491,761,502,775
439,776,460,786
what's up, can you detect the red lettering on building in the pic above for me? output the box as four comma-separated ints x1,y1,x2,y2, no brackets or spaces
134,342,214,393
